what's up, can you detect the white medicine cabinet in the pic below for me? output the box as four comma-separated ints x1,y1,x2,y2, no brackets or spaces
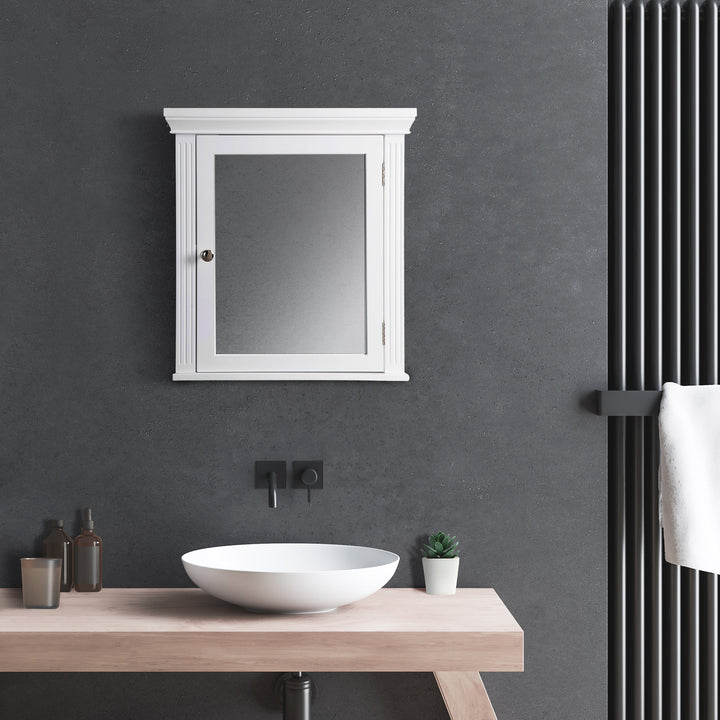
164,108,416,381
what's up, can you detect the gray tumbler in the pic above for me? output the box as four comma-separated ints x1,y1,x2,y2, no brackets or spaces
21,558,62,609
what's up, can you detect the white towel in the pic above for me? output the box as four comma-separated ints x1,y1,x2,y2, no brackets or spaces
659,381,720,574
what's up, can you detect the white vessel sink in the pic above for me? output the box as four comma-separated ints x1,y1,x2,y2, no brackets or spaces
181,543,400,613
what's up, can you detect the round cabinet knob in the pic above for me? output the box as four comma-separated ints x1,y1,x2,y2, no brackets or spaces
201,249,214,262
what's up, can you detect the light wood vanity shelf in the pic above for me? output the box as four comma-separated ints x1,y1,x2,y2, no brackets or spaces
0,587,523,720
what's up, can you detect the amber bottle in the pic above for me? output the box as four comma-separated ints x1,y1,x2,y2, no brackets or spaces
74,508,102,592
41,519,73,591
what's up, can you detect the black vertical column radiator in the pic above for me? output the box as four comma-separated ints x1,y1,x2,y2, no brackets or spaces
607,1,719,719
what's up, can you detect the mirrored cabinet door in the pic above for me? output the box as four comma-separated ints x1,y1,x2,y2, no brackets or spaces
196,135,384,373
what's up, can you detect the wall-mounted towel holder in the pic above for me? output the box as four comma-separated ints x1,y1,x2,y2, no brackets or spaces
594,390,662,416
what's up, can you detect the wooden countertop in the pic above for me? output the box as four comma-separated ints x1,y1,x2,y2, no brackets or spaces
0,588,523,673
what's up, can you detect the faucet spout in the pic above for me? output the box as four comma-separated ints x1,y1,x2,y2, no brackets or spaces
268,471,278,509
255,461,285,508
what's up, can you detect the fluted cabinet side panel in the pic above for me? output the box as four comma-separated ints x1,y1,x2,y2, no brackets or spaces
175,134,196,375
383,135,405,375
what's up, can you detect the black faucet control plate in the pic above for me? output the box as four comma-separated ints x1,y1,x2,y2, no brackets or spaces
292,461,324,490
255,461,287,489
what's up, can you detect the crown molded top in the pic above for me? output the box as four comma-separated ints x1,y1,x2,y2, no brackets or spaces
163,108,417,135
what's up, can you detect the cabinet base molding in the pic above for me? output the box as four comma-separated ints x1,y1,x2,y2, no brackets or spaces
172,371,410,381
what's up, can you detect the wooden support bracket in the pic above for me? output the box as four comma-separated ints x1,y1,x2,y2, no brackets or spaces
434,671,498,720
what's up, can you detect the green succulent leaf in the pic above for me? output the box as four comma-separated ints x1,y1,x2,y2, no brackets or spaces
423,531,460,558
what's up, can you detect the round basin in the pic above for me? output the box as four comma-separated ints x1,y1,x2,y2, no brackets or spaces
181,543,400,613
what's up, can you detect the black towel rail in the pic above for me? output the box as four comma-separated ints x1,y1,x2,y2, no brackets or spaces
595,390,662,416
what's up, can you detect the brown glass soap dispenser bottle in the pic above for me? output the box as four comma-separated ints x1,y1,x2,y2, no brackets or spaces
41,520,73,592
74,508,102,592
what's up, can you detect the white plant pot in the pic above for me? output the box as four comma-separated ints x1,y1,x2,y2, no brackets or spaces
422,556,460,595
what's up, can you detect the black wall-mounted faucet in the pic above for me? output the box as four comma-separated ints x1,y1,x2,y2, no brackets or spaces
255,461,287,509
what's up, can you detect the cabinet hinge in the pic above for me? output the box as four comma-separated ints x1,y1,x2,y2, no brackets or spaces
382,162,385,187
382,321,386,346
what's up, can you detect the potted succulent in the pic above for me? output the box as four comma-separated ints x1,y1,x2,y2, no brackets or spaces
421,531,460,595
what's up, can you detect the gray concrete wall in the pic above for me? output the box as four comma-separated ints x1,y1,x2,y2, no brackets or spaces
0,2,607,718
